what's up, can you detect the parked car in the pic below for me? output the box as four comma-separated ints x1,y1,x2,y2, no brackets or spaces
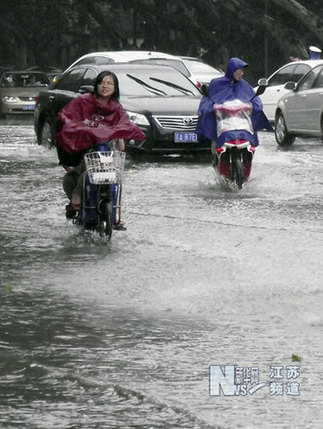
0,70,50,118
256,59,323,122
274,63,323,146
63,51,223,88
34,63,208,154
129,56,223,88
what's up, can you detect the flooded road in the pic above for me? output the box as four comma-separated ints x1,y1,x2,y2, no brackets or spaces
1,119,323,428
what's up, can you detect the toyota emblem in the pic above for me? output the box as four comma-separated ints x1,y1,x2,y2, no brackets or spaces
182,116,194,125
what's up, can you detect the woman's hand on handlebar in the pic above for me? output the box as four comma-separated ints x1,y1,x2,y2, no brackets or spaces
116,139,125,151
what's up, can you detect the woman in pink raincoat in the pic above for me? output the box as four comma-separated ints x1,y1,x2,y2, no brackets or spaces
56,70,146,225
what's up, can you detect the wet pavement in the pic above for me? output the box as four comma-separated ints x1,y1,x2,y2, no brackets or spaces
1,118,323,428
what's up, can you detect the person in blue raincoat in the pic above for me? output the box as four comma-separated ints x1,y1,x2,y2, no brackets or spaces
196,57,272,148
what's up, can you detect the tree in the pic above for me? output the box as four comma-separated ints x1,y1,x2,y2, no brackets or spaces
1,0,322,84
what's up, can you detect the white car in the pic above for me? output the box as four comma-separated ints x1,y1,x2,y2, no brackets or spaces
63,50,176,74
275,63,323,146
63,51,223,89
256,59,323,122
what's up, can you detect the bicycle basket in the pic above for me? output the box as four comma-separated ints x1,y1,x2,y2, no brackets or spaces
84,151,126,184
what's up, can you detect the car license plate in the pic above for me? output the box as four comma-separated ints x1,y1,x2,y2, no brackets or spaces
23,105,35,110
174,132,198,143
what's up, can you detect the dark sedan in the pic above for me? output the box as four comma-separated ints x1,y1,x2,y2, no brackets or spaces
34,63,208,154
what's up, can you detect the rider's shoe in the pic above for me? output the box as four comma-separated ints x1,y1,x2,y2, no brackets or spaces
113,220,127,231
65,203,77,219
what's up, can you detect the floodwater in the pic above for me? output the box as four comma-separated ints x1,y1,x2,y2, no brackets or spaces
1,118,323,428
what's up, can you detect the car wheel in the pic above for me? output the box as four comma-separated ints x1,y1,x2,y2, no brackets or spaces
40,120,55,149
275,112,295,146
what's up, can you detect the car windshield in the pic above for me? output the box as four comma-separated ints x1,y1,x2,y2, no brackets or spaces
118,69,201,97
182,59,222,74
0,72,50,88
126,74,167,96
297,65,323,91
149,77,195,95
130,59,189,76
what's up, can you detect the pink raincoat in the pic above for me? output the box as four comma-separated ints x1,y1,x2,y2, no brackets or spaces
56,93,146,154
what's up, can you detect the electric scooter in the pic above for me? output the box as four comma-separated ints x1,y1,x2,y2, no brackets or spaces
75,142,126,239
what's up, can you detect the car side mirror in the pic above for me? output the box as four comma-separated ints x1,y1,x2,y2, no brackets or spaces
284,81,296,90
79,85,94,94
255,78,268,97
257,78,268,87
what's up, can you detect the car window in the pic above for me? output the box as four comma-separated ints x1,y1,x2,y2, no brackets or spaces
75,56,114,66
313,68,323,88
0,72,49,87
55,68,86,91
268,64,296,86
82,68,98,86
291,64,310,82
156,60,189,76
93,57,115,65
182,59,221,74
130,59,190,77
297,66,323,91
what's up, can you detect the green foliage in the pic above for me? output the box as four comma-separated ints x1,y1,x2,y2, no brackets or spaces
0,0,322,83
291,354,302,362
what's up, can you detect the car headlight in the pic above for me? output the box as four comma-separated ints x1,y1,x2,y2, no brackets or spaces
2,96,19,103
126,110,150,126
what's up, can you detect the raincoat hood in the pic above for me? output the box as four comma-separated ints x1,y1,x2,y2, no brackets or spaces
225,57,248,79
205,57,252,105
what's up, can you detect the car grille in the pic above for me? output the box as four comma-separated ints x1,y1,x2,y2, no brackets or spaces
19,96,35,101
153,115,198,130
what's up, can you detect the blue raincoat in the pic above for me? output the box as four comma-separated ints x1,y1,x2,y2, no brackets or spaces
197,57,272,147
